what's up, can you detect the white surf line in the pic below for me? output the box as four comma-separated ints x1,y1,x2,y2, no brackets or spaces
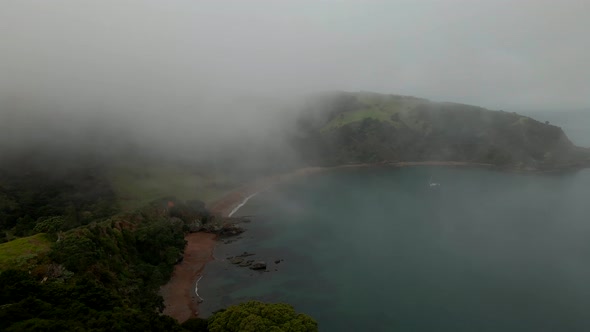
227,185,272,217
194,275,204,302
228,189,267,217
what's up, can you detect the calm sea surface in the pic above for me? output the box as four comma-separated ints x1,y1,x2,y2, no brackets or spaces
199,111,590,331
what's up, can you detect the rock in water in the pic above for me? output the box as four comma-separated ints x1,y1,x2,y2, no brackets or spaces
220,223,244,236
239,260,253,267
249,261,267,270
238,251,255,257
229,257,244,264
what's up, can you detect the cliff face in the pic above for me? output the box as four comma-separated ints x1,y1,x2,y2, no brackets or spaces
293,92,589,170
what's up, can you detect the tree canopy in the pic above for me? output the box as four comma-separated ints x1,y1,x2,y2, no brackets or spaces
208,301,318,332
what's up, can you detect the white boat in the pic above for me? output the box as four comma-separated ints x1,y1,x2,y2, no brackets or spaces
428,176,441,188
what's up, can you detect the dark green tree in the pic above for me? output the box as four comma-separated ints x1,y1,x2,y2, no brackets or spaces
182,317,210,331
208,301,318,332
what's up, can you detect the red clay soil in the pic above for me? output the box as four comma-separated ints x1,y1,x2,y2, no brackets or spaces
160,232,217,322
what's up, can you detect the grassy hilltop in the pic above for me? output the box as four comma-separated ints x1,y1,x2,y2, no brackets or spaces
294,91,590,170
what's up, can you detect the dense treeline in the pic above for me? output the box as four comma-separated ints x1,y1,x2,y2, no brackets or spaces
0,162,317,330
0,161,118,242
206,301,317,332
0,197,205,331
0,153,206,330
0,205,317,331
0,270,184,331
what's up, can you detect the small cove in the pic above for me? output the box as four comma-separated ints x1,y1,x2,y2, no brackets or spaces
200,166,590,331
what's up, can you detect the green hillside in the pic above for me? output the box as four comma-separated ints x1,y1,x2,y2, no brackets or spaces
321,92,425,130
294,91,590,170
108,162,236,211
0,233,51,271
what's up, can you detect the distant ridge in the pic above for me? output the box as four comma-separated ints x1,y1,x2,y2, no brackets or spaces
292,91,590,170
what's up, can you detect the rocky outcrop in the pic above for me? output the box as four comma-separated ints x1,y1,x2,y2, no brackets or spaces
186,220,203,232
218,223,244,236
227,253,270,271
249,261,267,270
133,198,251,240
229,257,244,264
239,260,253,267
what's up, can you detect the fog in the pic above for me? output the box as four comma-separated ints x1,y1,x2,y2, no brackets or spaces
1,0,589,167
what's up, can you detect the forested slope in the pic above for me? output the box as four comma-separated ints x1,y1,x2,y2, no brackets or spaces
292,92,590,170
0,158,316,331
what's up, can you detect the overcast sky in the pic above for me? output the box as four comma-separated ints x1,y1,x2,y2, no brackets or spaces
1,0,588,114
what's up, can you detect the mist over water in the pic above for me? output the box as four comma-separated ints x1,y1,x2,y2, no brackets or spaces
201,166,590,331
1,1,590,330
2,1,589,178
518,110,590,147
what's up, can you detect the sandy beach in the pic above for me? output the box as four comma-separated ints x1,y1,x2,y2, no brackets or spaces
160,165,357,322
160,232,217,322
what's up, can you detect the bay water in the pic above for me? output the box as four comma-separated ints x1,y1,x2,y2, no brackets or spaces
199,111,590,331
200,166,590,331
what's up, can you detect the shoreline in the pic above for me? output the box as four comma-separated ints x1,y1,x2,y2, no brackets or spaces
210,160,590,217
161,160,587,322
159,232,216,322
208,161,494,217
